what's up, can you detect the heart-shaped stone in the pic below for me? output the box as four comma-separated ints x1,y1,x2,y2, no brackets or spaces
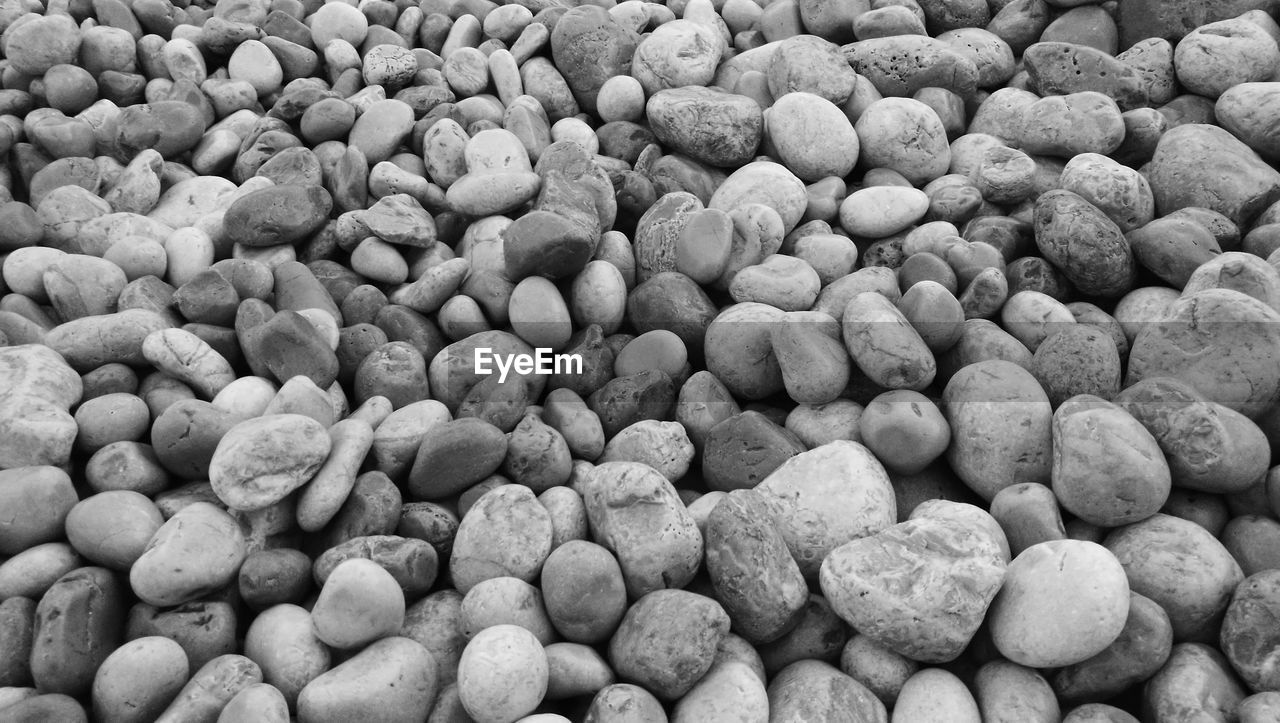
819,500,1008,663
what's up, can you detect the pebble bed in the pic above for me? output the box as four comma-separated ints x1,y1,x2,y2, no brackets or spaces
1,0,1280,720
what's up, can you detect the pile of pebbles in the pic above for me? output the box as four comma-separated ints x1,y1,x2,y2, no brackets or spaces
3,0,1280,719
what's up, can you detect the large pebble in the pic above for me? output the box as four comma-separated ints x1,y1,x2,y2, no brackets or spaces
1174,19,1280,99
840,186,929,239
944,360,1053,500
842,292,936,391
1033,189,1135,298
311,558,405,649
449,484,554,594
701,411,806,492
1146,124,1280,228
1052,397,1170,526
608,590,730,700
1105,514,1245,641
208,414,331,511
820,501,1007,663
223,184,333,247
540,540,628,645
1216,82,1280,162
1020,91,1125,157
3,14,81,75
1143,643,1247,721
1023,42,1148,111
766,92,859,182
1116,378,1270,494
584,461,703,597
91,636,189,723
0,466,78,555
646,86,762,168
129,502,247,607
632,20,722,95
988,540,1130,668
1058,152,1155,233
1220,570,1280,693
854,98,951,185
844,36,978,99
298,637,436,723
243,605,329,708
65,491,163,571
757,441,897,579
1126,289,1280,418
30,566,127,697
458,625,548,723
705,490,808,644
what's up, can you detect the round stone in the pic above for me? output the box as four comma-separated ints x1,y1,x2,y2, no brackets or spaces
989,540,1130,668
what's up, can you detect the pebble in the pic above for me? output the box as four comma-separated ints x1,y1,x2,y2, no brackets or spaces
128,502,247,607
820,501,1006,663
30,566,127,698
458,625,548,722
1034,189,1136,298
584,461,701,597
1147,123,1280,228
298,637,435,723
729,254,820,311
845,35,978,100
1174,18,1280,99
310,558,405,650
988,540,1130,667
309,2,368,51
0,466,78,555
1023,42,1148,111
347,100,415,166
92,636,189,723
64,490,162,570
608,589,729,701
223,184,333,247
765,91,859,182
3,13,81,75
854,98,951,185
208,413,332,512
1128,289,1280,418
633,20,723,96
646,87,762,168
1020,91,1126,157
840,186,930,238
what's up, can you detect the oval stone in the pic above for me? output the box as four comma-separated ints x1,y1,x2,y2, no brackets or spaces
646,87,762,168
223,184,333,247
129,502,248,607
208,414,332,511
